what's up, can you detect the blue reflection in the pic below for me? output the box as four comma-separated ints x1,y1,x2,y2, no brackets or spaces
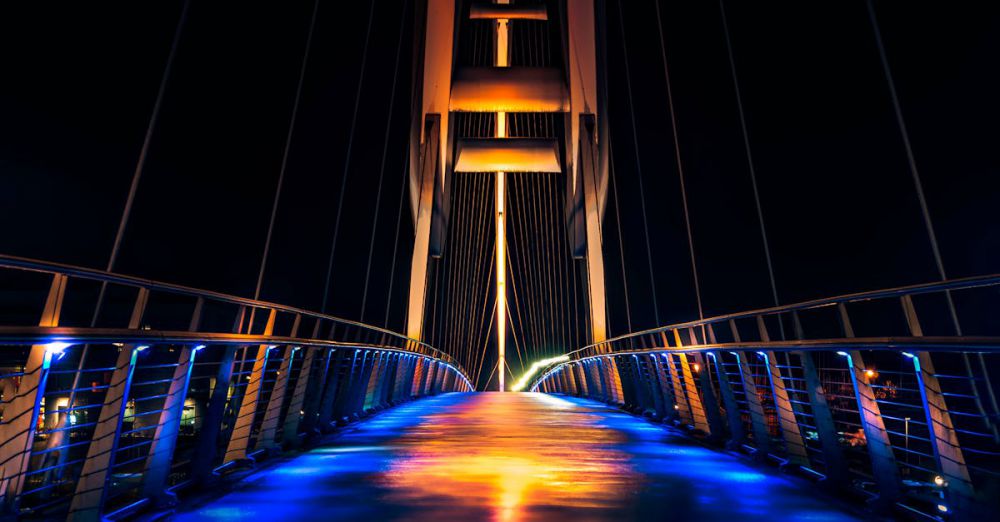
174,392,859,522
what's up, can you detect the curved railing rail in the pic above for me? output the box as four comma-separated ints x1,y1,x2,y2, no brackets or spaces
0,253,467,374
0,254,471,520
561,272,1000,362
530,275,1000,520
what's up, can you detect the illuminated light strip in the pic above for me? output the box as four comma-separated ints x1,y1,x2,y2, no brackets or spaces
511,354,570,392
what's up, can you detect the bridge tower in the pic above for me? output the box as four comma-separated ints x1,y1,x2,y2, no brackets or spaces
405,0,611,389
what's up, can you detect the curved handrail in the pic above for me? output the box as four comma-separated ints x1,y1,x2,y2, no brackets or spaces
0,326,475,389
0,253,471,381
568,272,1000,359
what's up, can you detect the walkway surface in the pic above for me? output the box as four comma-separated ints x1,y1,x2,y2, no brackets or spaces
172,392,860,521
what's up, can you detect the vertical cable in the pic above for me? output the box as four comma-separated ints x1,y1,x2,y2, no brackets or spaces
253,0,321,301
717,0,780,310
616,0,661,326
654,0,704,320
321,0,377,313
92,0,191,323
360,0,410,321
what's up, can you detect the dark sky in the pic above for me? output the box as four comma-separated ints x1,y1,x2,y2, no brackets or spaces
2,1,999,348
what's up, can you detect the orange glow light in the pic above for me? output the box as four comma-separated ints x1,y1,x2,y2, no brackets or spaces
382,394,637,522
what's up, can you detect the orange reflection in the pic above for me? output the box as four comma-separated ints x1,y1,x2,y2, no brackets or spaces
381,393,639,522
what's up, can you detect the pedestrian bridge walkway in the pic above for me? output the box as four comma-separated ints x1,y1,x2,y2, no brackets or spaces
173,392,860,521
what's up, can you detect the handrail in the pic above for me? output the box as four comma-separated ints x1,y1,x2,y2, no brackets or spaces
0,326,474,389
0,253,469,380
531,336,1000,393
567,272,1000,358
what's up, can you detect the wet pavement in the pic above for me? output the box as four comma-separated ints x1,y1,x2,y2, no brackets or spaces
172,392,861,521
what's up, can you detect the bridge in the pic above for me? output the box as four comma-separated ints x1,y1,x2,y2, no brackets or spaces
1,0,998,521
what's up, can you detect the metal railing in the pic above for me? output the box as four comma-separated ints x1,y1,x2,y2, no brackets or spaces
530,274,1000,521
0,254,472,520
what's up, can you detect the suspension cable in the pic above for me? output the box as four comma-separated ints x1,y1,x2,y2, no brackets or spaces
717,0,780,311
616,0,661,326
320,0,377,313
91,0,192,324
382,160,409,329
654,0,704,320
360,0,409,322
253,0,321,302
608,143,634,335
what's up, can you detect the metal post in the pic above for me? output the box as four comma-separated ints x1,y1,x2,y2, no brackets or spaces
141,345,197,504
68,288,149,521
761,350,810,466
838,303,901,506
846,350,902,506
255,346,292,451
222,309,276,463
678,353,710,433
799,351,849,486
710,351,746,447
317,350,345,430
0,274,67,513
665,353,694,426
690,352,726,440
900,295,974,513
282,347,318,448
735,351,772,457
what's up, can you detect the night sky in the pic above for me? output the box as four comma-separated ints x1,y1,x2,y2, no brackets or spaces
2,1,999,356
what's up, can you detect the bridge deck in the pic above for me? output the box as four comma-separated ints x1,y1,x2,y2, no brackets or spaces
173,393,860,521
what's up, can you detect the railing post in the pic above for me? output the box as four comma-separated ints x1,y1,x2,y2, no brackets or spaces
255,346,292,451
734,351,772,458
710,350,746,448
223,308,276,463
411,358,426,397
901,295,974,515
317,350,345,430
347,350,372,417
141,344,197,504
759,316,808,464
363,352,383,410
640,355,664,417
423,360,437,396
690,352,726,441
678,353,710,433
838,303,901,507
651,355,678,420
665,353,694,426
798,351,849,486
574,363,588,396
761,350,810,467
256,314,301,449
0,273,67,513
141,294,203,504
606,357,625,405
192,306,246,482
846,350,902,506
68,287,149,521
283,347,319,448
